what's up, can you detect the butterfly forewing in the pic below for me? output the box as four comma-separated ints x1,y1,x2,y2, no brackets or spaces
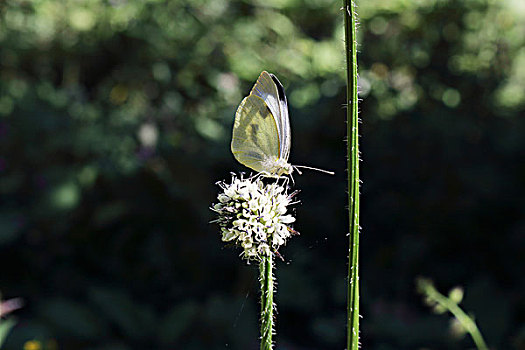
231,94,281,173
250,71,290,161
269,73,291,161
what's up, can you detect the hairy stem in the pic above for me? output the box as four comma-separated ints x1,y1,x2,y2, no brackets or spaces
344,1,360,349
259,254,274,350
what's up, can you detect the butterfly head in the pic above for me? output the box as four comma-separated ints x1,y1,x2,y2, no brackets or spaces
278,162,294,176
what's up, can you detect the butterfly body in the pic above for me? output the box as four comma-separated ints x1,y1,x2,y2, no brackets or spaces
231,71,293,176
260,157,293,177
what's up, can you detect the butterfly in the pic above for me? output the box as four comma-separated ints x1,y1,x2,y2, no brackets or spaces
231,71,333,177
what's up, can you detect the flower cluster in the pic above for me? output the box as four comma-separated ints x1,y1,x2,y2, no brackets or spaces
211,174,297,262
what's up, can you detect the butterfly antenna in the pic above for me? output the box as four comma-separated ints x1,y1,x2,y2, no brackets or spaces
294,165,335,175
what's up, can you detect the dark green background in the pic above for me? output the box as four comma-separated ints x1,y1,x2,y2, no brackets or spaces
1,0,523,349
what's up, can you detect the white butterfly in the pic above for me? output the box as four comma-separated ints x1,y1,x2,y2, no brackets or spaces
231,71,333,177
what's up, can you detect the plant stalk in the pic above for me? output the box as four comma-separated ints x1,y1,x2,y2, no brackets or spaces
417,279,489,350
344,1,360,349
259,254,274,350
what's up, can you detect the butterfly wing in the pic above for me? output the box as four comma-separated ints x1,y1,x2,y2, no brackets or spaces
250,71,291,161
231,94,280,173
269,73,291,161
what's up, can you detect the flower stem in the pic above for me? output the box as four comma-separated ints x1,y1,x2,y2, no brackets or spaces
344,1,360,349
417,278,489,350
259,254,274,350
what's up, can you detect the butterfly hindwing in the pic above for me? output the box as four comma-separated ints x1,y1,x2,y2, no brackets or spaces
231,94,280,173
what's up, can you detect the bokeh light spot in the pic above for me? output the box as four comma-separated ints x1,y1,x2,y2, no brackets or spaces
50,182,80,210
152,62,171,83
289,83,321,108
110,85,129,105
69,8,96,32
369,16,388,35
442,88,461,108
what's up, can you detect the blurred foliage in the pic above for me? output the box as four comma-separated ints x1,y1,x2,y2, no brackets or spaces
0,0,524,349
417,278,488,350
0,296,22,349
0,319,16,349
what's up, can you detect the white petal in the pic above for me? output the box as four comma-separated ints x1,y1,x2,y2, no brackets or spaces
280,215,295,224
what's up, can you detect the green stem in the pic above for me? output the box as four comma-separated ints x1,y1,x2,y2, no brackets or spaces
344,1,360,350
259,254,274,350
417,278,489,350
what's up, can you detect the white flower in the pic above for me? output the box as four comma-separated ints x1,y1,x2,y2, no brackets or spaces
211,174,298,262
280,215,295,224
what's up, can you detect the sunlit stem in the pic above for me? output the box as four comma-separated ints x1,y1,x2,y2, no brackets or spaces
259,254,274,350
344,1,360,350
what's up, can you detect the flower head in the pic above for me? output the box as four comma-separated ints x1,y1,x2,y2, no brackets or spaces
211,174,298,262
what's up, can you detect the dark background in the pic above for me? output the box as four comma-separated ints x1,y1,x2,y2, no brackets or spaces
0,0,524,349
